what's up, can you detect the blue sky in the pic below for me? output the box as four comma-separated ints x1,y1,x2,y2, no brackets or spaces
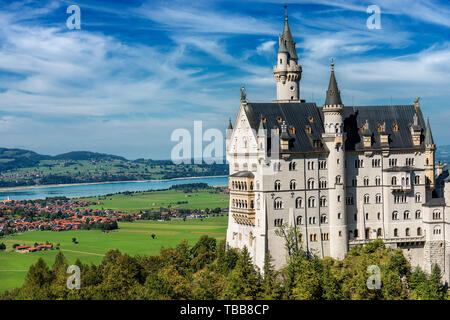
0,0,449,159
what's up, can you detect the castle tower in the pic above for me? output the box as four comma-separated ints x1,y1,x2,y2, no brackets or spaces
273,6,302,102
424,118,436,191
321,60,348,259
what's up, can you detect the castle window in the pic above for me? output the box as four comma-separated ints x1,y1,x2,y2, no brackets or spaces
415,210,421,219
391,176,397,186
405,228,410,236
433,210,441,220
305,126,312,134
320,214,328,224
289,162,297,171
336,175,342,184
433,226,442,235
309,116,314,123
355,159,364,168
277,117,282,123
320,196,327,207
363,177,369,186
319,160,327,169
375,176,381,186
372,159,381,167
308,197,316,208
274,180,281,190
365,213,369,220
319,178,327,189
274,198,283,210
417,227,422,236
415,175,420,184
365,228,370,239
338,213,342,219
375,194,382,204
377,228,382,238
415,193,421,203
352,178,357,187
363,194,370,204
393,123,399,132
346,195,354,205
274,219,284,227
394,228,398,237
297,215,303,225
377,212,381,220
295,197,303,209
404,211,410,220
290,180,296,190
354,229,359,238
392,211,399,220
307,178,315,189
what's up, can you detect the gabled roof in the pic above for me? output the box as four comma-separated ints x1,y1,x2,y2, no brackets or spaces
242,102,426,154
337,105,426,151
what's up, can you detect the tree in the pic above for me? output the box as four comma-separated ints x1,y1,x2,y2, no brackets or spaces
223,246,261,299
18,258,54,299
259,251,282,299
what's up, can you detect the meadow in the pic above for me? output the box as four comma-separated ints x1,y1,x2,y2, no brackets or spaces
0,216,228,293
83,188,229,213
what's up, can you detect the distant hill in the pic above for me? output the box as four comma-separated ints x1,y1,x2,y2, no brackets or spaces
0,148,50,171
436,145,450,166
52,151,127,162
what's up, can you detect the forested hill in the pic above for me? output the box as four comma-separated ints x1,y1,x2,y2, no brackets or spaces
0,148,228,188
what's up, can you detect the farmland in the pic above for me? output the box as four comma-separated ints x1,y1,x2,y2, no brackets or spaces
0,216,228,293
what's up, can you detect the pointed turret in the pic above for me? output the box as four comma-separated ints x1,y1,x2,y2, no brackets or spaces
281,6,298,60
425,117,434,146
273,5,302,102
324,60,342,106
228,118,233,130
257,115,266,136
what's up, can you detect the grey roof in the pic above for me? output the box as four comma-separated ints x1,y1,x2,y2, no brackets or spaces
324,65,342,106
242,102,427,154
337,105,427,151
425,117,434,145
278,38,288,53
230,171,254,178
423,198,445,207
244,102,325,153
280,10,298,60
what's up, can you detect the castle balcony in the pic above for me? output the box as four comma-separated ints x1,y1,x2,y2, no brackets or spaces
231,208,255,226
390,185,412,193
349,235,425,247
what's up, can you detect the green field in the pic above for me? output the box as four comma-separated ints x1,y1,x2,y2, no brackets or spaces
0,216,228,293
83,188,229,213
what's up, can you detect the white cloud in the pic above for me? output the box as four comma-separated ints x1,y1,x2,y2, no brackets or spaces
256,40,276,55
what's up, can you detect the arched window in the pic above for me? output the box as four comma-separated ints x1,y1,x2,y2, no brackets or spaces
274,180,281,191
335,175,342,184
320,214,328,224
307,178,315,189
391,176,397,185
377,228,382,238
405,228,410,236
363,176,369,186
375,176,381,186
415,175,420,184
295,197,303,209
320,196,327,207
415,193,421,203
394,228,398,237
308,197,316,208
319,178,327,189
433,210,441,220
364,194,370,204
404,211,410,220
417,227,422,236
296,215,303,225
433,226,442,235
290,180,296,190
392,211,398,220
415,210,421,219
274,198,283,210
375,194,382,204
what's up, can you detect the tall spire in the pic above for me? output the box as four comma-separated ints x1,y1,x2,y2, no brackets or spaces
425,117,435,145
228,118,233,130
280,5,298,60
324,59,342,106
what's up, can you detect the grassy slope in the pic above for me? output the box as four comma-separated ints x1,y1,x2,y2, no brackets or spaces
0,216,228,293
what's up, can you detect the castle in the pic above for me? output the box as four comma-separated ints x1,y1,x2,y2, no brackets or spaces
225,9,450,284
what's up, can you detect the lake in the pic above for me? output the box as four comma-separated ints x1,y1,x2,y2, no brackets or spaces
0,176,229,200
